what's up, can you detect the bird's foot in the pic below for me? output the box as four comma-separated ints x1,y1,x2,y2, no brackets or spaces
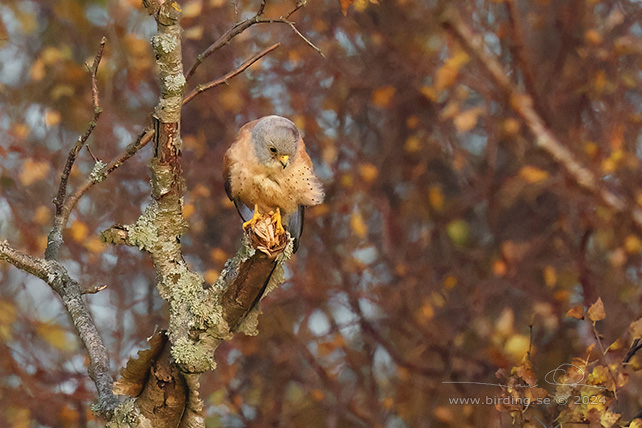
242,204,261,230
271,208,286,235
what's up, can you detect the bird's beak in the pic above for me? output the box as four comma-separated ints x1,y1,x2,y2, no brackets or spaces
279,155,289,168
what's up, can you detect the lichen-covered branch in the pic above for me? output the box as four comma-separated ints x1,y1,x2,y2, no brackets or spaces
0,241,119,418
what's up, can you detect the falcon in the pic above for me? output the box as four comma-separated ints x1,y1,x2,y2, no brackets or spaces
223,115,324,252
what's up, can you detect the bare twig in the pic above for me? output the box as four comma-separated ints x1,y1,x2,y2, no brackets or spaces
62,128,154,225
183,43,280,105
185,0,269,81
285,20,325,58
52,37,106,220
185,0,322,81
589,320,619,399
439,8,642,230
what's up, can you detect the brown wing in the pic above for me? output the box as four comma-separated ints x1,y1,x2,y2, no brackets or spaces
223,119,259,200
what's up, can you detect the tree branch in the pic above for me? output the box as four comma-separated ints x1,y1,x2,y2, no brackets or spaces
439,7,642,229
184,0,321,82
183,43,280,105
185,0,268,81
48,37,106,260
0,241,119,417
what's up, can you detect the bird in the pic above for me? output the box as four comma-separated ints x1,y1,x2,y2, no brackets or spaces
223,115,324,253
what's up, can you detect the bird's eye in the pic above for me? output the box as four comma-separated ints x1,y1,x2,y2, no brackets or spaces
269,147,277,153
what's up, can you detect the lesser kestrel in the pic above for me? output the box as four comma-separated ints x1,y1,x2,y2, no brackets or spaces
223,115,324,252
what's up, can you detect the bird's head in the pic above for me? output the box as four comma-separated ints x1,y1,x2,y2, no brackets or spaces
251,115,300,169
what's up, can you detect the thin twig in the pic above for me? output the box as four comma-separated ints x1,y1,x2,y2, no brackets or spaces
61,128,154,227
52,37,106,219
47,37,106,261
185,0,269,81
184,0,322,81
439,8,642,230
86,145,99,163
590,320,619,399
183,44,280,105
285,20,325,58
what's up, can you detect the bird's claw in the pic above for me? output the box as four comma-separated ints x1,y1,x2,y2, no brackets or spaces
271,208,286,235
242,204,261,230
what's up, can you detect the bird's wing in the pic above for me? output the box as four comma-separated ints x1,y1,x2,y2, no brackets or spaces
287,205,305,253
223,119,260,222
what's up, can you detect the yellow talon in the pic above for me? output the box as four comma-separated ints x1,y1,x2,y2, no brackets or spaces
242,204,261,230
272,207,286,235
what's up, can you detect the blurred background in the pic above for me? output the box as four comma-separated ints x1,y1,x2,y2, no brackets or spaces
2,0,642,426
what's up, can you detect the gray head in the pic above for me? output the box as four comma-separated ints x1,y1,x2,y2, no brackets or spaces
251,115,300,169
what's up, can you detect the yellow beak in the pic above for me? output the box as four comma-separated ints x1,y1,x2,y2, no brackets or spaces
279,154,289,168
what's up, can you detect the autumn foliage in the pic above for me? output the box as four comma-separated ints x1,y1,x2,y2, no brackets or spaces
3,0,642,427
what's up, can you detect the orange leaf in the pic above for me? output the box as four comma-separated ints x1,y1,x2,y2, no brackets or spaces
350,211,367,238
372,85,396,108
339,0,353,15
566,305,585,320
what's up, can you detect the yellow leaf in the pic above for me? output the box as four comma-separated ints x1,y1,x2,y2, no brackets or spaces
32,205,51,225
36,322,75,352
19,159,50,186
566,305,585,320
184,25,204,40
502,118,521,136
372,85,396,108
5,407,31,428
381,397,395,410
340,174,354,188
453,107,483,133
496,308,515,336
70,221,89,242
183,203,195,219
44,109,61,127
84,236,104,254
358,163,378,183
29,59,45,81
203,269,220,284
416,300,435,324
406,115,419,129
584,141,598,157
446,219,468,246
419,85,437,101
433,406,454,423
428,185,444,211
504,334,530,361
0,300,17,326
443,275,457,290
543,265,557,288
630,419,642,428
435,49,470,91
219,89,244,113
350,211,368,238
182,0,202,18
518,165,549,183
594,69,607,92
625,234,642,254
492,259,507,276
585,29,602,45
210,248,228,264
404,135,421,153
630,318,642,338
588,297,606,322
